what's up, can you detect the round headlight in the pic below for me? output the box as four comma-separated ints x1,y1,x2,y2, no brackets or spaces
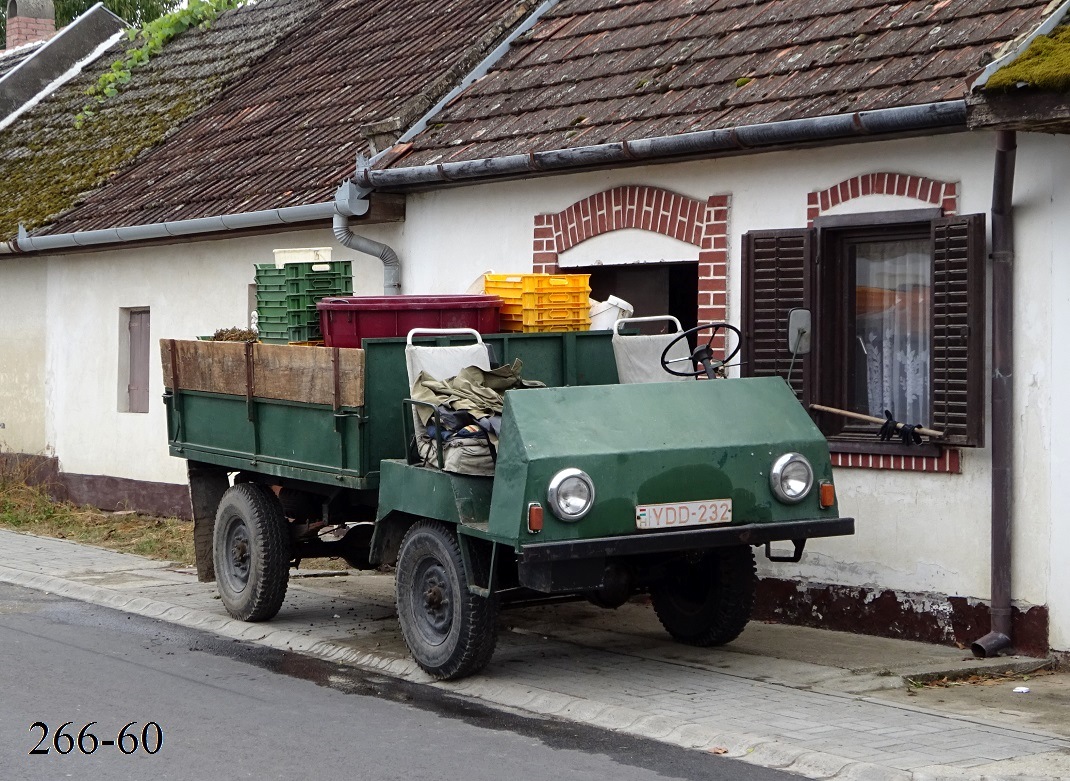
770,453,814,504
547,468,595,521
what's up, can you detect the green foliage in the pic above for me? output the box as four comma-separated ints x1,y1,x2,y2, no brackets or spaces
987,25,1070,93
75,0,245,127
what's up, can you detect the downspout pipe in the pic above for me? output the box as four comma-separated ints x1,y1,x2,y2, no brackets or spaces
332,181,401,295
972,130,1016,659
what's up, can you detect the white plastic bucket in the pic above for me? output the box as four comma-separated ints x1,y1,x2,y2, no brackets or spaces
589,295,634,330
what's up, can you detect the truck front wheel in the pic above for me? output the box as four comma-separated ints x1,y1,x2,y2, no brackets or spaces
213,483,290,622
650,545,755,646
395,521,498,680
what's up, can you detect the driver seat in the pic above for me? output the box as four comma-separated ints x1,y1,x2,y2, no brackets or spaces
612,316,692,384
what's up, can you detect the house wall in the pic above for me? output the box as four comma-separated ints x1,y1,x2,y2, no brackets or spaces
0,257,48,454
1044,134,1070,652
39,227,389,486
395,131,1061,650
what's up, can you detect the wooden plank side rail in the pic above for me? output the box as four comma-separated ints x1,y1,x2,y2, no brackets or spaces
160,340,365,408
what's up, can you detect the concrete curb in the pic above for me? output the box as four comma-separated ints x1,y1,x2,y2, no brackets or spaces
1,563,924,780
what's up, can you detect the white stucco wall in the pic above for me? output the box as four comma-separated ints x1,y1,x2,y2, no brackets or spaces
1043,135,1070,652
25,129,1066,648
0,258,48,454
40,227,396,484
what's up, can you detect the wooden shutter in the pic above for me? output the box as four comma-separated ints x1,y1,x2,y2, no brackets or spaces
931,214,985,446
128,309,150,414
741,229,816,406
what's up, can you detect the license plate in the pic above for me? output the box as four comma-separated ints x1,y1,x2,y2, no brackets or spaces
635,499,732,530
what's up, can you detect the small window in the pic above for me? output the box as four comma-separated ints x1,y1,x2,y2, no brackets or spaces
121,308,150,414
742,213,985,447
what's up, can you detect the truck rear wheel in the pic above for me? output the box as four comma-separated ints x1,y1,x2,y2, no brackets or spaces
395,521,498,680
213,483,290,622
651,545,755,646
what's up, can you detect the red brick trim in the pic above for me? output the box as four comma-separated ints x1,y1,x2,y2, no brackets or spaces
830,448,961,474
534,186,730,343
807,173,958,226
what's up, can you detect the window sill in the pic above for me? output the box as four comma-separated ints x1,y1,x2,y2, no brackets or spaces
827,441,961,474
828,440,943,459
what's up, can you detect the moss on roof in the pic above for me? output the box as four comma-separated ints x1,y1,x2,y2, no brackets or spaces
0,0,314,240
986,25,1070,93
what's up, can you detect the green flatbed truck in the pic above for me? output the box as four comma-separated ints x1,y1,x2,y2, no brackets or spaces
162,326,853,680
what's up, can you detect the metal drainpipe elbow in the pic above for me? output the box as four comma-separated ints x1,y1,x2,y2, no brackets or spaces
331,193,401,296
971,630,1012,658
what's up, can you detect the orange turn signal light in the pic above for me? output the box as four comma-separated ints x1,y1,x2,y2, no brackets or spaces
527,503,544,533
819,481,836,509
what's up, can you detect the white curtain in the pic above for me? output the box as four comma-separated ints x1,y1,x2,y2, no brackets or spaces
854,240,930,425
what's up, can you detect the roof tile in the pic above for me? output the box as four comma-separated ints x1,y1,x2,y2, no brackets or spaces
31,0,530,234
387,0,1055,170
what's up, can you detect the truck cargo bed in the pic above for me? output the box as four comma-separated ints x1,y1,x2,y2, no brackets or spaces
162,331,618,489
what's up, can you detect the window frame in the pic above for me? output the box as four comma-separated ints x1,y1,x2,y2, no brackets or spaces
816,212,937,442
120,307,151,415
741,209,985,449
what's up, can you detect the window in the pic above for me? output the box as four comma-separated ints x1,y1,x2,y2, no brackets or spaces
120,308,150,414
742,212,985,447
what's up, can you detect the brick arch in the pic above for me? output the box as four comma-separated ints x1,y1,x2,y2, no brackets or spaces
807,172,959,226
533,185,729,338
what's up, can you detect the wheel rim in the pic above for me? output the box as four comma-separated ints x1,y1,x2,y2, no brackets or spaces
221,516,252,594
411,557,453,647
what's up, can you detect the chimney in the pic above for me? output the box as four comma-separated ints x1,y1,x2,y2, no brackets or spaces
5,0,56,50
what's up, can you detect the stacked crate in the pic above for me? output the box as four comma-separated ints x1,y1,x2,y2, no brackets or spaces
255,261,352,344
483,273,591,332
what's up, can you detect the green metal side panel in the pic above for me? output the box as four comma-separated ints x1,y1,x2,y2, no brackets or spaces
376,459,496,538
165,390,368,488
487,376,839,545
165,331,619,491
361,331,619,481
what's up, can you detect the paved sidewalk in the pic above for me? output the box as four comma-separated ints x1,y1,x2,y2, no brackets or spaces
1,529,1067,780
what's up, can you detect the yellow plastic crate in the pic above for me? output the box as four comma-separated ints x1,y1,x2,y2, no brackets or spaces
498,320,591,333
484,273,591,308
500,304,590,326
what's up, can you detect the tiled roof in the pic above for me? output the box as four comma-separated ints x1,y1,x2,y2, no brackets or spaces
0,0,314,239
385,0,1054,169
0,40,46,79
43,0,532,234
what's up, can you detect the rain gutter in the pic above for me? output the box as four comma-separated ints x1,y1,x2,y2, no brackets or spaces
357,101,968,191
0,200,365,255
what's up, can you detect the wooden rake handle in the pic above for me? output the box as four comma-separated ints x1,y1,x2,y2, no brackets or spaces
809,403,944,439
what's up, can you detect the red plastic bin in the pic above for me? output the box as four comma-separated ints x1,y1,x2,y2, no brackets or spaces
317,295,502,348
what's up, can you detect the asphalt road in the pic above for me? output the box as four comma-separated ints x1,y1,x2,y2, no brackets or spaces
0,582,798,781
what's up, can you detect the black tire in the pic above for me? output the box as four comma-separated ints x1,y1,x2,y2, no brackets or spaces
395,521,498,680
651,545,755,646
213,483,290,622
279,488,320,523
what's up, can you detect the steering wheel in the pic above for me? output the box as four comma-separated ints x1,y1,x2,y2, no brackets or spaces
660,322,742,378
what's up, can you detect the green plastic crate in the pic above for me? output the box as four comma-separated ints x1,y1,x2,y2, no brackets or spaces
287,323,322,343
287,274,352,296
283,260,352,280
287,306,319,328
257,289,289,304
286,291,339,313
